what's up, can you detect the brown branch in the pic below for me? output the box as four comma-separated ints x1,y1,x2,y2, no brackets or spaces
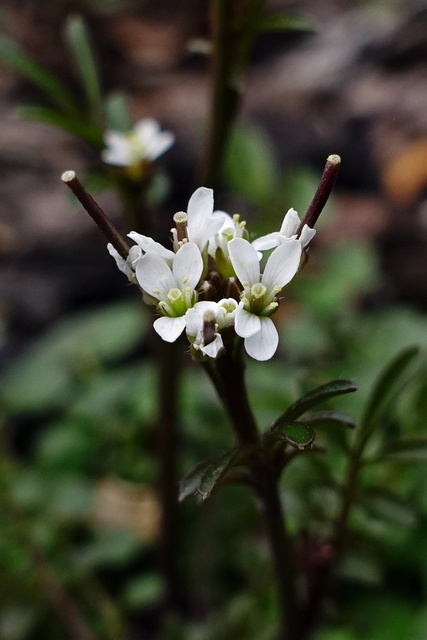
61,170,131,260
298,154,341,234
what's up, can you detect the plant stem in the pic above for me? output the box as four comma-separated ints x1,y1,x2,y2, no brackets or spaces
61,170,131,259
156,336,186,613
206,350,299,638
298,154,341,235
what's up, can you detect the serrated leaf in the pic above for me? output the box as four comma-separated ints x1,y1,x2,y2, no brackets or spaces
0,36,80,117
379,438,427,463
64,15,103,126
276,379,358,425
300,411,357,430
16,105,103,148
361,345,420,434
360,487,417,527
275,422,315,450
259,13,314,33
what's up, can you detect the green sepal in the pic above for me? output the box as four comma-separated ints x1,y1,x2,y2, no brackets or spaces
278,422,315,450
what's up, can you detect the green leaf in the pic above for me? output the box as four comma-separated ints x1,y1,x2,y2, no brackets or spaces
278,422,315,450
179,448,244,502
259,12,314,33
0,36,80,117
64,15,103,126
276,379,358,424
0,301,146,413
178,457,216,502
361,345,420,434
360,487,417,527
16,105,103,148
104,91,133,132
379,438,427,463
224,126,279,206
300,411,357,430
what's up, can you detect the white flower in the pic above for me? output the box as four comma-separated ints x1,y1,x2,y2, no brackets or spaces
186,299,238,358
135,242,203,342
252,208,316,252
101,118,175,167
107,243,142,282
208,212,249,276
171,187,225,253
228,238,302,361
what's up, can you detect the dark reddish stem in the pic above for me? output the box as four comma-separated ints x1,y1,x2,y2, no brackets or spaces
298,154,341,234
61,170,131,259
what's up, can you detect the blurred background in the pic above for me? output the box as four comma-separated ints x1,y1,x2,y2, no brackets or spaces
1,1,427,639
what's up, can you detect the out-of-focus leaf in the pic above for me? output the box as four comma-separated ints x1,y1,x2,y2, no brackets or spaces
47,476,93,519
338,551,382,585
224,126,279,205
198,448,241,500
123,573,165,610
259,13,314,33
276,379,358,424
104,91,133,132
361,345,420,434
64,15,103,126
179,457,215,502
179,448,245,502
300,411,357,430
0,36,80,116
0,301,146,413
272,422,315,450
360,487,417,527
378,438,427,463
76,528,141,569
16,105,103,148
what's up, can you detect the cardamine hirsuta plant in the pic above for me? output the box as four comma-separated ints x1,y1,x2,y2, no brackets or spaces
60,154,363,640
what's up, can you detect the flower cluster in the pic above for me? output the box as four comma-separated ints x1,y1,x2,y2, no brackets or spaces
108,188,315,361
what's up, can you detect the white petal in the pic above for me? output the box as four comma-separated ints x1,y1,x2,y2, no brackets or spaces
234,304,261,338
228,238,260,287
107,243,132,277
134,118,160,142
252,232,279,251
101,149,131,166
299,225,316,248
280,208,300,237
186,187,214,247
136,252,175,300
144,131,175,161
153,316,187,342
201,334,224,358
244,317,278,361
128,232,175,262
262,240,302,290
172,242,203,290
